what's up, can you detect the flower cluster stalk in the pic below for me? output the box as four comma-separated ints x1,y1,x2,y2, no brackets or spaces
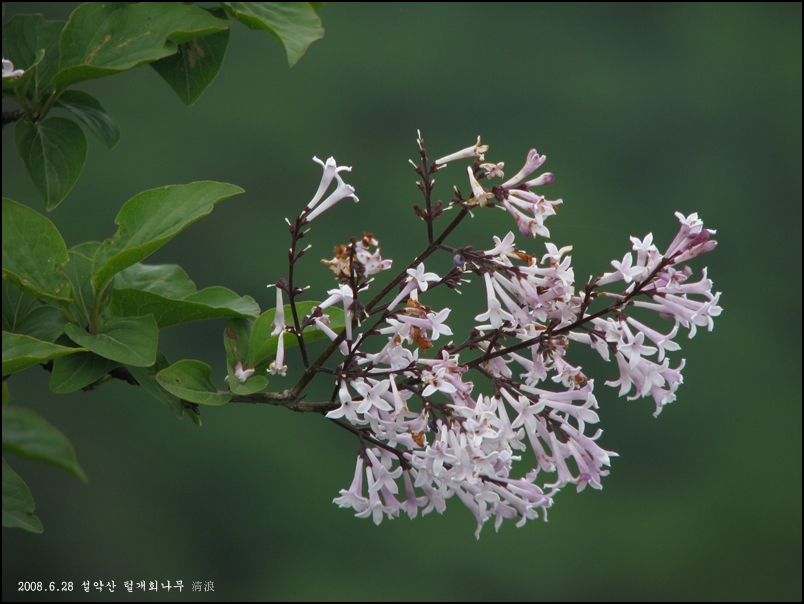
245,134,721,536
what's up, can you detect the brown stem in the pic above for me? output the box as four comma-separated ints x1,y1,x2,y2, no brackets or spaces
291,206,471,398
226,388,338,414
329,418,412,470
287,218,310,368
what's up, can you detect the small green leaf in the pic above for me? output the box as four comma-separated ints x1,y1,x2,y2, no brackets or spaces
224,317,268,395
2,458,43,533
126,352,185,419
232,373,269,395
15,118,88,210
2,332,85,377
2,281,35,333
151,7,231,106
49,351,119,394
52,3,232,90
1,48,44,95
223,318,265,394
64,242,100,328
91,182,244,293
157,360,231,406
187,408,202,427
2,14,63,107
14,305,70,342
308,3,326,12
109,286,259,329
55,89,121,149
64,316,157,367
114,263,197,299
2,383,9,406
2,198,73,302
247,302,344,367
221,2,324,67
2,406,87,481
224,318,251,366
185,287,261,314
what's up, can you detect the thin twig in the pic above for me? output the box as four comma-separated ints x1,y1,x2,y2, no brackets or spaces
291,206,470,399
227,388,338,414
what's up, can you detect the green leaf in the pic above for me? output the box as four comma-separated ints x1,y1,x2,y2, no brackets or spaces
221,2,324,67
184,287,261,314
91,181,244,293
1,48,44,95
64,242,100,329
2,198,72,302
247,301,344,368
224,318,251,366
223,318,268,394
232,373,268,395
49,351,119,394
2,332,85,377
64,316,157,367
15,118,88,210
126,352,185,419
2,383,9,406
52,2,231,90
308,3,326,12
2,281,35,333
151,7,231,106
14,305,70,342
2,14,63,107
114,263,196,299
109,264,259,330
187,408,202,426
2,406,87,481
157,360,231,406
109,286,259,329
2,458,43,533
54,89,121,149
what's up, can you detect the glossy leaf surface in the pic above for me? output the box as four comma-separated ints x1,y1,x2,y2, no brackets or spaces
2,198,72,303
65,316,158,367
2,332,84,377
49,351,119,394
150,8,231,106
2,406,87,481
221,2,323,66
91,182,244,292
157,360,231,406
15,118,87,209
55,89,121,149
2,458,43,533
52,3,231,90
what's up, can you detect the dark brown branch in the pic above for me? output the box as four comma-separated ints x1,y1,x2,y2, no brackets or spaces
286,218,311,368
2,110,25,128
329,418,412,470
291,206,471,398
226,388,338,414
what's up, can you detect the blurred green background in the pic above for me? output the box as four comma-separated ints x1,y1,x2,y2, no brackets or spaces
2,3,801,601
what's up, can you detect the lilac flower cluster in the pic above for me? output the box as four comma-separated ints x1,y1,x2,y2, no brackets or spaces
275,136,721,537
